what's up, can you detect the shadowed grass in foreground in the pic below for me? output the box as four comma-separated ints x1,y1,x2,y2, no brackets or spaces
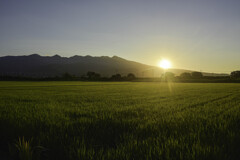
0,82,240,159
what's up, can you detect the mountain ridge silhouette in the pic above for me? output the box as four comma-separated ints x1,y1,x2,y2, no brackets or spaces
0,54,229,78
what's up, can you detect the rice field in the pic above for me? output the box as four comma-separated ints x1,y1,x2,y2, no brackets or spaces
0,81,240,160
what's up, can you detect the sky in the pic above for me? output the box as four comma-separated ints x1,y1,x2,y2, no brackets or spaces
0,0,240,73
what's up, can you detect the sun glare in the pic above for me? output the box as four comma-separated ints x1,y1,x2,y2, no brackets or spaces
158,59,171,69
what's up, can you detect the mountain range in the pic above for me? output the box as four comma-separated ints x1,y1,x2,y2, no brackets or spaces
0,54,229,78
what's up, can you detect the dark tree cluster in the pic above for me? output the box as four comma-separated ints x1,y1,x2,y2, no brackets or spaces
127,73,136,80
76,72,136,81
110,73,136,81
86,71,101,80
191,72,203,78
161,71,204,82
180,72,191,79
180,72,203,79
231,71,240,79
62,72,75,80
111,74,122,80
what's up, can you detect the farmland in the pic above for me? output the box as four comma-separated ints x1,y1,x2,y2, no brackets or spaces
0,82,240,160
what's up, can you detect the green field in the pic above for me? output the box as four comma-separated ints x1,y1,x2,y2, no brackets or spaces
0,82,240,160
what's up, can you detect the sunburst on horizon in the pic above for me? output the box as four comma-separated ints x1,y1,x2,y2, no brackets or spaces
158,59,171,69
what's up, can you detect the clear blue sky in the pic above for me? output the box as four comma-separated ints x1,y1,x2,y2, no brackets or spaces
1,0,240,73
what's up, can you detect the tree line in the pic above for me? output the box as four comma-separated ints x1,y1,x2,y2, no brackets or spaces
159,71,240,83
83,72,136,81
0,70,240,82
0,72,136,81
163,71,203,81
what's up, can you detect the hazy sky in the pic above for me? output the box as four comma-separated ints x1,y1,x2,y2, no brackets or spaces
1,0,240,73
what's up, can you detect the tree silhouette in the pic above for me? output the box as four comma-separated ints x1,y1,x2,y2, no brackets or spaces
62,72,73,80
87,71,101,80
191,72,203,78
127,73,136,80
230,71,240,79
180,72,192,79
111,74,122,80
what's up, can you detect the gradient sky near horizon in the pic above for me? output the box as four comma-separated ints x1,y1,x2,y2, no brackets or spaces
1,0,240,73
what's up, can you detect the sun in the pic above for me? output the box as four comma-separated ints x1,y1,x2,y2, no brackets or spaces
158,59,171,69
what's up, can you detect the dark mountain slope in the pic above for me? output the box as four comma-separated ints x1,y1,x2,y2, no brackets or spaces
0,54,228,77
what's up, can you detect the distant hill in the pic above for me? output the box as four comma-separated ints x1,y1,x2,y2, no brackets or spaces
0,54,229,78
